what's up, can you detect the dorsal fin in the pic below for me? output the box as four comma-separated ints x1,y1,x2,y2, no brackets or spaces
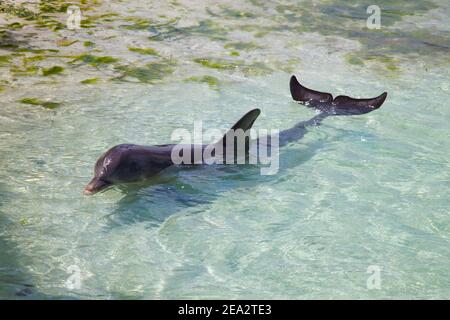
229,108,261,132
216,108,261,153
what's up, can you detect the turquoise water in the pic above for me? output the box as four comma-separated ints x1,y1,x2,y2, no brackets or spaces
0,0,449,299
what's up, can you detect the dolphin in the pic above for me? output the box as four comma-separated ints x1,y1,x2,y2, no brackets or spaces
83,109,261,195
84,75,387,195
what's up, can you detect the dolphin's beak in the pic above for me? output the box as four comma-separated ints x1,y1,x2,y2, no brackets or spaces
83,178,110,196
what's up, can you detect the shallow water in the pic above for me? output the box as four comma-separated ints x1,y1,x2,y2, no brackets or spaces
0,0,449,299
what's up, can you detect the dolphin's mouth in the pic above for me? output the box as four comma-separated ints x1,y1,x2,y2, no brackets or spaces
83,178,111,196
83,189,94,196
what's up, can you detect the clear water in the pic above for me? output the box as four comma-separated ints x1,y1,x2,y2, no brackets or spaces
0,0,449,299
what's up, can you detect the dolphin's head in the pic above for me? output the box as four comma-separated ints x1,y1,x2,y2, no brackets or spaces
83,144,171,195
83,146,125,196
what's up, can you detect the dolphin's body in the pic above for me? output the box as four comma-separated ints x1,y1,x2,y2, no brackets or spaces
84,75,387,195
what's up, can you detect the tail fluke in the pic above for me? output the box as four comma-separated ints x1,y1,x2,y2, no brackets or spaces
290,75,387,116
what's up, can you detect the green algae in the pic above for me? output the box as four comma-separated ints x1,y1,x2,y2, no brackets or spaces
224,42,261,51
123,17,152,30
42,66,64,76
185,75,219,86
148,19,228,42
128,47,159,56
72,54,118,66
81,77,100,84
385,64,400,72
0,1,103,33
220,7,256,19
190,19,228,40
273,58,300,74
11,65,39,76
238,24,258,32
56,39,78,47
0,55,12,65
194,57,274,76
8,22,24,29
19,98,47,106
345,53,365,66
240,62,273,76
80,17,97,29
193,58,237,70
0,3,38,20
383,9,414,17
19,98,60,109
16,48,59,54
97,13,119,20
39,1,70,13
35,16,66,31
37,0,100,14
268,0,446,63
366,55,401,72
115,60,176,84
254,31,270,38
19,218,30,226
0,30,21,50
366,55,398,64
0,0,446,93
23,55,46,64
344,52,402,74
